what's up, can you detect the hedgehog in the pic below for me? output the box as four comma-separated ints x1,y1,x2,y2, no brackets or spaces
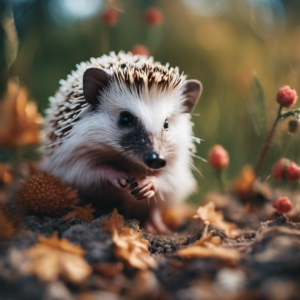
41,51,202,233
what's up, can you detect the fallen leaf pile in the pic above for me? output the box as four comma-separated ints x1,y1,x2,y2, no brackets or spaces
62,204,95,222
103,209,157,270
26,232,92,282
16,172,79,216
0,79,43,148
194,201,240,237
177,224,240,262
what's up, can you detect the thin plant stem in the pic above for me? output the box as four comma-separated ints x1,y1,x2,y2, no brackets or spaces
255,106,300,176
216,170,224,193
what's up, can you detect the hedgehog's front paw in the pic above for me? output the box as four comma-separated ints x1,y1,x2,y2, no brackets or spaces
128,176,158,201
106,169,135,189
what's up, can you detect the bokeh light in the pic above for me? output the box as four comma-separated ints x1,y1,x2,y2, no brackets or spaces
47,0,103,24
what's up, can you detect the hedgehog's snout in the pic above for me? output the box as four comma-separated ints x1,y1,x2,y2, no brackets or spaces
144,152,166,169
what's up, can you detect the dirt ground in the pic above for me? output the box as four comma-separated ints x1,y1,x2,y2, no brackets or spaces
1,190,300,300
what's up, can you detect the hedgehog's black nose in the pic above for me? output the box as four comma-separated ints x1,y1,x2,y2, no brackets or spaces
144,152,166,169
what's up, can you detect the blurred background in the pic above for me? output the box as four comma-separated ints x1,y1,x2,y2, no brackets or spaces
1,0,300,202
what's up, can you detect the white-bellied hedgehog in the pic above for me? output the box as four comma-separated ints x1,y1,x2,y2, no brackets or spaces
41,51,202,232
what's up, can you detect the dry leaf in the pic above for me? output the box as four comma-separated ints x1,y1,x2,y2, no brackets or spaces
103,209,156,270
0,207,15,240
16,172,79,216
0,204,22,240
62,204,95,222
93,262,124,278
102,208,124,233
194,201,238,237
161,204,196,229
26,232,92,282
113,227,156,270
231,165,256,198
232,165,271,200
178,244,239,261
0,79,43,148
0,163,12,185
178,230,240,262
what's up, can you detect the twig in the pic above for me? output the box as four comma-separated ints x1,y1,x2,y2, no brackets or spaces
255,106,300,176
216,170,224,193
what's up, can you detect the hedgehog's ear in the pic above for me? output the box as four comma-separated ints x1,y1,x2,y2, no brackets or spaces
83,68,111,107
182,80,202,113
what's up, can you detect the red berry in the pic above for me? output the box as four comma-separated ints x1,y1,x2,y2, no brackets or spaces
273,197,292,214
285,162,300,182
102,9,118,26
208,145,229,170
272,158,290,181
276,85,298,108
144,7,163,26
131,45,149,56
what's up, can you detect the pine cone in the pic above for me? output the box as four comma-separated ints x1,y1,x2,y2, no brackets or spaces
16,172,79,216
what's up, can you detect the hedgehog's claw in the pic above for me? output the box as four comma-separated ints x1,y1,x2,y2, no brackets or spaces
130,176,158,200
105,167,134,189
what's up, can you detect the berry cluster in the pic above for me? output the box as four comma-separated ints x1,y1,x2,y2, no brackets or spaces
272,158,300,182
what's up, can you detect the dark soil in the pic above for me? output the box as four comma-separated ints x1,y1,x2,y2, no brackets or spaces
1,193,300,300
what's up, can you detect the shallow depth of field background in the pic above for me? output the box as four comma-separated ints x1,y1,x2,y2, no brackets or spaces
1,0,300,202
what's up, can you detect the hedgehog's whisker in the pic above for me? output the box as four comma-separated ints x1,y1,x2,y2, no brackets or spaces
188,162,203,177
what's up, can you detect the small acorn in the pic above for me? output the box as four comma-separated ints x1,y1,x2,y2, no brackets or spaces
16,172,79,216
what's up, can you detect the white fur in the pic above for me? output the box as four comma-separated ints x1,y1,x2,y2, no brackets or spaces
42,51,199,209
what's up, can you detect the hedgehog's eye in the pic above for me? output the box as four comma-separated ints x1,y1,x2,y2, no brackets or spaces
119,111,136,127
164,119,169,129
